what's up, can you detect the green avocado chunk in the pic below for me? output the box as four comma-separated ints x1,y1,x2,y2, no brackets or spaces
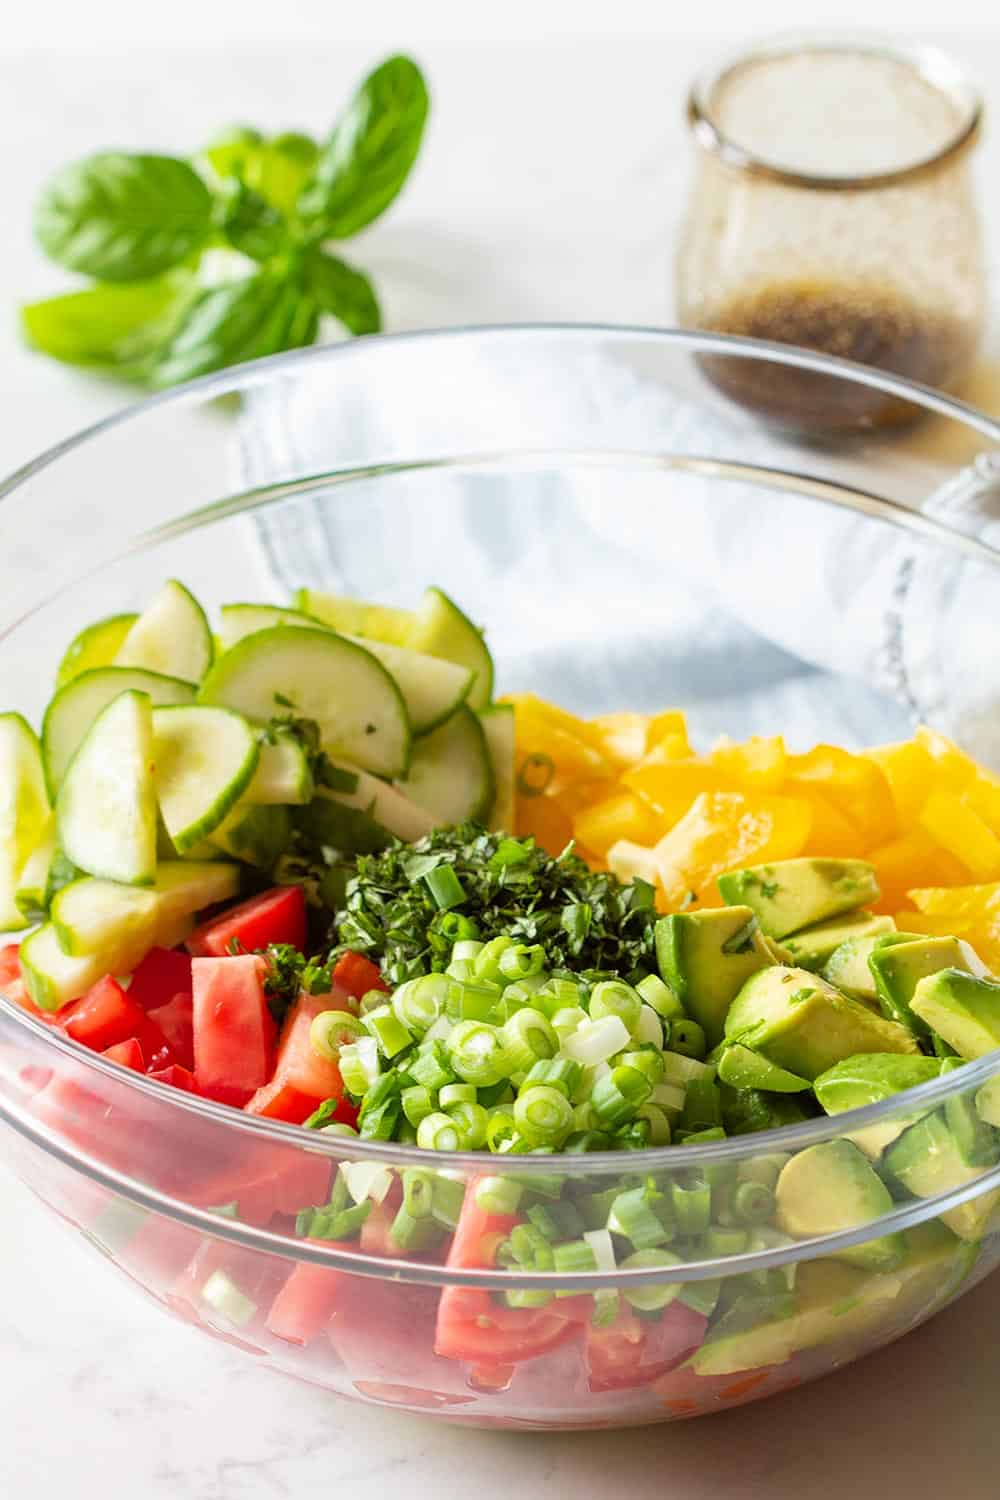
822,931,923,1004
717,1044,811,1093
812,1052,943,1159
775,1139,903,1269
719,1084,815,1136
716,858,880,941
870,938,989,1038
783,912,896,972
655,905,773,1045
725,966,919,1080
884,1110,1000,1241
910,967,1000,1060
976,1075,1000,1128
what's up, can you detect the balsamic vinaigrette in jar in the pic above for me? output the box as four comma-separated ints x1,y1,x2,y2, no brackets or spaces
677,40,986,433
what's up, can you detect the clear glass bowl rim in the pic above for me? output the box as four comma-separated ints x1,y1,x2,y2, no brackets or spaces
3,323,1000,1285
687,29,984,191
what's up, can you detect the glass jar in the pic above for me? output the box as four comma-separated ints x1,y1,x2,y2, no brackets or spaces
676,33,987,432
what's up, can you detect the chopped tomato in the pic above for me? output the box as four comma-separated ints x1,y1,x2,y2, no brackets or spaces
358,1181,408,1259
655,1356,802,1416
192,954,275,1105
328,1278,475,1406
169,1240,287,1351
0,943,22,988
188,1147,331,1227
245,991,353,1123
332,950,388,1001
435,1178,590,1366
186,885,306,959
127,946,193,1010
101,1038,145,1072
147,1063,200,1094
147,992,194,1071
586,1301,708,1391
60,975,172,1066
266,1242,348,1346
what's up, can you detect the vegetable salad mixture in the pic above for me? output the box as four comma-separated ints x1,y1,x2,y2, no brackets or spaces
3,578,1000,1402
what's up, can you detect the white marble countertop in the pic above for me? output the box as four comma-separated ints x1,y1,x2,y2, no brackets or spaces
2,30,1000,1499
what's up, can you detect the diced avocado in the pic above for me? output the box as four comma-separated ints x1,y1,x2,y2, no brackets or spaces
725,966,919,1081
690,1259,900,1376
655,905,773,1045
720,1084,816,1137
716,858,880,941
884,1111,1000,1241
813,1052,943,1159
910,968,1000,1060
775,1139,903,1270
976,1074,1000,1128
822,931,923,1004
783,912,896,972
870,938,989,1037
943,1091,1000,1167
717,1044,810,1093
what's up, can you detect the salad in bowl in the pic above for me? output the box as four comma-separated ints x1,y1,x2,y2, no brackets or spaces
3,567,1000,1426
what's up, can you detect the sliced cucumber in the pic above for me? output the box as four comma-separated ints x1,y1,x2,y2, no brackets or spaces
56,613,137,688
51,878,160,958
20,923,109,1011
395,706,494,826
343,636,473,736
198,625,411,779
217,603,316,652
153,705,259,853
56,690,157,886
43,666,196,794
115,580,213,683
151,860,241,925
479,703,515,832
246,734,314,805
318,767,436,843
296,588,415,646
15,814,57,924
409,588,494,711
209,803,293,869
0,714,51,931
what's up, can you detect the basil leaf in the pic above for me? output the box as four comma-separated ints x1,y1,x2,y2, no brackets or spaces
151,272,316,387
35,153,214,282
297,54,429,237
304,250,381,335
206,129,319,218
20,275,192,371
219,182,291,263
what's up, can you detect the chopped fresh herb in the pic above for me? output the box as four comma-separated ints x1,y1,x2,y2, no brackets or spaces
263,942,334,1021
722,916,759,955
315,758,360,794
302,1097,343,1130
273,691,294,709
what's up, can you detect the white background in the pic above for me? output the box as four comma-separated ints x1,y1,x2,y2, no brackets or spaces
2,7,1000,1499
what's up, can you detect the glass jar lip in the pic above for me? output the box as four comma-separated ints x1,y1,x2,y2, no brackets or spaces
687,29,983,191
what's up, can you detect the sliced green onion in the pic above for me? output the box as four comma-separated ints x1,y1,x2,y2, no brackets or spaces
486,1108,518,1152
445,979,501,1022
521,1056,582,1098
552,1238,598,1273
504,1287,554,1308
407,1040,455,1090
498,943,546,981
561,1014,631,1066
474,1175,524,1215
319,1120,359,1138
416,1111,462,1151
401,1169,435,1218
439,1082,477,1108
341,1160,394,1204
510,1222,554,1268
583,1227,616,1271
636,973,686,1021
389,1206,445,1252
589,979,642,1034
425,865,466,910
338,1037,381,1097
437,913,479,944
620,1249,682,1311
572,1100,600,1132
671,1180,711,1234
591,1290,621,1327
513,1085,574,1146
563,1129,612,1152
359,988,389,1014
451,938,484,963
447,1100,489,1148
620,1047,665,1087
635,1005,664,1047
363,1004,413,1058
309,1008,366,1061
737,1153,791,1192
680,1076,722,1134
651,1081,686,1117
431,1173,467,1229
670,1018,707,1059
678,1278,722,1318
705,1226,749,1257
401,1085,436,1128
552,1006,586,1042
731,1180,776,1226
608,1186,670,1249
446,959,475,983
591,1065,652,1128
472,935,515,984
637,1102,672,1145
393,974,450,1034
660,1052,714,1086
448,1020,509,1086
307,1200,371,1241
502,1008,558,1073
201,1270,257,1328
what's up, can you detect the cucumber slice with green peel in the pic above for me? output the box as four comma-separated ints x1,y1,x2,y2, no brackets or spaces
150,860,241,925
394,706,494,826
56,690,157,886
0,713,51,932
56,613,138,688
51,878,160,957
295,588,415,646
15,814,57,924
217,603,315,652
115,580,213,683
343,636,473,736
43,666,196,794
20,923,110,1010
245,734,314,805
408,588,494,711
317,767,435,843
209,803,293,869
152,705,259,852
198,625,411,779
479,703,515,831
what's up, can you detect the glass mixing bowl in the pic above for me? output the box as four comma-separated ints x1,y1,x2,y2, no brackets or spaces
2,326,1000,1429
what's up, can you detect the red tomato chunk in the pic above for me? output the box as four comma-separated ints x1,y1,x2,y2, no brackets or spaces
186,885,306,959
192,954,275,1105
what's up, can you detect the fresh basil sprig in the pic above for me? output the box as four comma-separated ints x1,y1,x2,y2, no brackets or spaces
21,54,428,386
